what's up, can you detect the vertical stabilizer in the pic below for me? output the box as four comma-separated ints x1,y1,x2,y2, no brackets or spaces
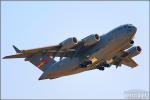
13,45,21,53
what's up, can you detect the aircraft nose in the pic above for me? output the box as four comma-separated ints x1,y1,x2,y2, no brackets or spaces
126,24,137,37
129,24,137,33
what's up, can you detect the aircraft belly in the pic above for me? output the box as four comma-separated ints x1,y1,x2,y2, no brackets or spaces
47,65,93,79
45,57,82,79
45,59,97,79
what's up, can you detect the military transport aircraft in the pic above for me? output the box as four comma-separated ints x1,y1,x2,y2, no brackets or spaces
3,24,141,80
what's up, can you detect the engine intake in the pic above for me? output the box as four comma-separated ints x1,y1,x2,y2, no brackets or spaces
82,34,100,46
129,40,134,45
137,46,142,52
60,37,78,50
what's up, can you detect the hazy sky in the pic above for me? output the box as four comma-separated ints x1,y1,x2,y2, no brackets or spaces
1,1,149,99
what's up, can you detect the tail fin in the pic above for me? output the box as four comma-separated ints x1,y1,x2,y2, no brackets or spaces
13,45,21,53
25,54,56,71
3,45,56,71
3,45,24,59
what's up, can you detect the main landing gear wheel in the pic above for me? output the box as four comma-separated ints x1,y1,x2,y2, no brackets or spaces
79,60,92,68
104,64,111,67
98,67,105,71
79,64,87,68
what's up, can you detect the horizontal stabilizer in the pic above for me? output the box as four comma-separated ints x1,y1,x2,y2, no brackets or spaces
3,53,27,59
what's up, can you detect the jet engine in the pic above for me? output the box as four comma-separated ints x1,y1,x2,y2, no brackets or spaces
82,34,100,46
60,37,78,50
126,46,142,58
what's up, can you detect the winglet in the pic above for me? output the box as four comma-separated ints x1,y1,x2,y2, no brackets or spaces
13,45,21,53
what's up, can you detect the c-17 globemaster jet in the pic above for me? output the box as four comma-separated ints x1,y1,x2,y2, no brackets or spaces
3,24,141,80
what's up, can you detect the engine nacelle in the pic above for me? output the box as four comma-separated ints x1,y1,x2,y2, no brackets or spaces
60,37,78,50
82,34,100,46
126,46,142,58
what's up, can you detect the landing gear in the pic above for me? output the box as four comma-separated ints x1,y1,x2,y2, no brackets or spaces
97,67,105,71
79,60,92,68
96,61,111,71
113,61,121,68
104,64,111,67
79,64,87,68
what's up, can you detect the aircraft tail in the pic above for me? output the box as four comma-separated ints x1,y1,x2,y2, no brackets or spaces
13,45,22,53
3,45,25,59
3,45,56,71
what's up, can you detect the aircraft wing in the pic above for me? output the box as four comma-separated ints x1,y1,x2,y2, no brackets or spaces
46,49,76,57
22,45,61,53
22,45,78,58
122,57,138,68
3,49,76,59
